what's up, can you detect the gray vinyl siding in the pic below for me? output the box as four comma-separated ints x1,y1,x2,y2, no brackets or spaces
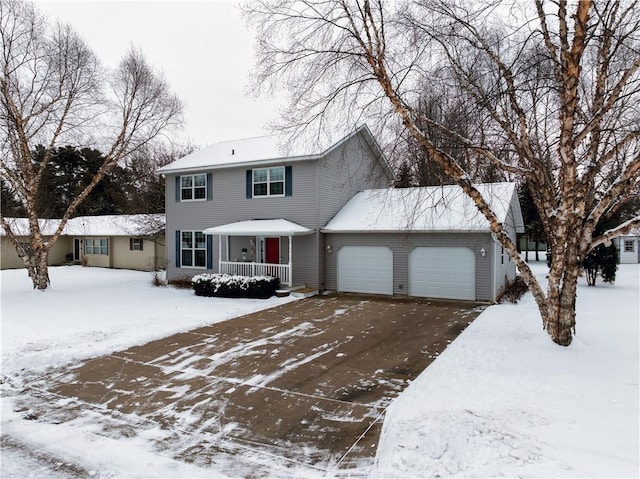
164,129,392,288
323,232,496,301
494,208,518,296
317,134,391,225
165,160,320,285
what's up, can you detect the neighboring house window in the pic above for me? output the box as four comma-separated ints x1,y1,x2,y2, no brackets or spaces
624,240,635,252
180,231,207,268
130,238,144,251
19,242,33,256
181,174,207,201
246,166,292,198
85,238,108,255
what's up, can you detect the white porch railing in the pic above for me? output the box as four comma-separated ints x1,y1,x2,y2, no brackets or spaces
219,261,291,286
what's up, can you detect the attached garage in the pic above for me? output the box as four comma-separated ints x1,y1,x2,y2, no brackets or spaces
409,247,475,300
322,183,525,303
337,246,393,295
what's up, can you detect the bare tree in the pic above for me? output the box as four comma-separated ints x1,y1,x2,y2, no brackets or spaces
0,0,183,289
122,141,195,215
245,0,640,346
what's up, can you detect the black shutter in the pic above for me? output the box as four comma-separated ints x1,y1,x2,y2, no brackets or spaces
246,170,252,198
175,230,181,267
206,173,213,201
175,176,181,202
129,238,133,250
139,238,143,251
206,235,213,270
285,166,292,197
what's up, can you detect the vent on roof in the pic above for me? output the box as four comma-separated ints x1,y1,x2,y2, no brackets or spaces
232,149,235,155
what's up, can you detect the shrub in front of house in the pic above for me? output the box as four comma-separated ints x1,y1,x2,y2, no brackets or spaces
192,274,280,299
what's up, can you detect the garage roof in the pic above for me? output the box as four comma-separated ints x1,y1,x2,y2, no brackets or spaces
203,219,314,236
322,182,524,233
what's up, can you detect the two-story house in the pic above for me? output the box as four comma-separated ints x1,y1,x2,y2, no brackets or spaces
158,125,524,302
157,125,393,291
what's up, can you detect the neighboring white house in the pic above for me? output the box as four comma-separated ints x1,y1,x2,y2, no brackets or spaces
614,232,640,264
1,215,165,271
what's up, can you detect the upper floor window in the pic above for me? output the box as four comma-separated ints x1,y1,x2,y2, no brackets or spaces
253,167,284,197
181,174,207,201
85,238,108,255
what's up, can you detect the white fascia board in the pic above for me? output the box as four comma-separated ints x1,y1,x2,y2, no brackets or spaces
154,154,320,176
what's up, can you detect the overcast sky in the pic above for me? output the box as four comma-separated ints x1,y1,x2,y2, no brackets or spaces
34,0,282,148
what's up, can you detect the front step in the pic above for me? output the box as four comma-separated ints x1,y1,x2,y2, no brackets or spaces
282,284,319,298
290,287,319,298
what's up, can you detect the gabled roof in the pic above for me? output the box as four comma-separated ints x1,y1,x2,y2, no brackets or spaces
322,182,524,233
203,219,314,237
1,214,165,237
156,124,393,177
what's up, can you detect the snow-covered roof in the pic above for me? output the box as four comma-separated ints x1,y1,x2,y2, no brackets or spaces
203,219,314,237
156,136,291,174
322,182,523,233
155,124,393,177
1,214,165,237
1,218,61,236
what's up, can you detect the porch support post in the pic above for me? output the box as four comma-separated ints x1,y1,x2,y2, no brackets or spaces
288,235,293,287
218,235,222,272
226,236,229,262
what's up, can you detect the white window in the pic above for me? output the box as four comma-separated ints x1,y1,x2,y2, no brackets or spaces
181,231,206,268
181,174,207,201
130,238,143,251
85,238,108,255
253,167,284,197
624,240,635,253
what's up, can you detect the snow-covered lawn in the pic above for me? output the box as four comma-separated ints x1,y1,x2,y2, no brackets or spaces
1,262,638,477
0,266,297,378
374,262,639,478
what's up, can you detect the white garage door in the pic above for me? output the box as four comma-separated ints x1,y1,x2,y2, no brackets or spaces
338,246,393,295
409,247,475,300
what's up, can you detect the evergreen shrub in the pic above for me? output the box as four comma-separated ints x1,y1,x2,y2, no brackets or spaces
192,274,279,299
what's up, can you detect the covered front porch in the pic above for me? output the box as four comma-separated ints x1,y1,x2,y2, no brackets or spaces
203,219,315,287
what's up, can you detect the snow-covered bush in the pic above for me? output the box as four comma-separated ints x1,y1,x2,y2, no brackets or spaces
191,273,279,299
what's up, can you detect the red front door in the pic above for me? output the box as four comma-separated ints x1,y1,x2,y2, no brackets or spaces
265,237,280,264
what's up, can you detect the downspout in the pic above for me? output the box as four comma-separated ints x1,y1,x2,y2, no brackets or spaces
491,233,498,302
316,159,322,291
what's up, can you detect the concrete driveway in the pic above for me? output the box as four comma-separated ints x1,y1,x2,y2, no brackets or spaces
17,294,485,476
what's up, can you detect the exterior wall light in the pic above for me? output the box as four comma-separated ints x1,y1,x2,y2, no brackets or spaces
480,247,486,257
326,245,333,254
